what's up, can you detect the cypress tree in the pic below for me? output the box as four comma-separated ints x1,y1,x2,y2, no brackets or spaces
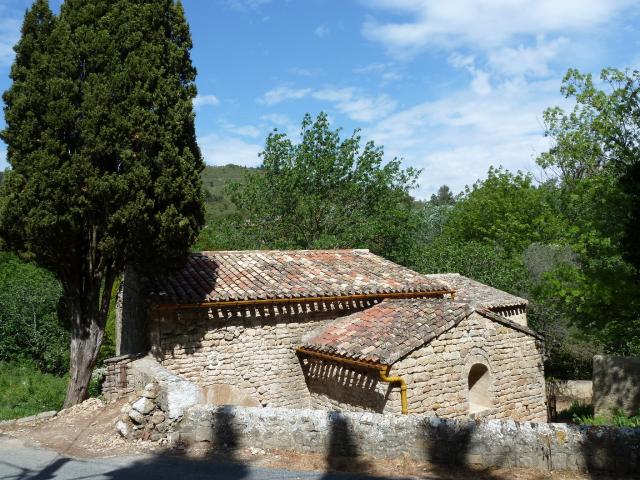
0,0,204,406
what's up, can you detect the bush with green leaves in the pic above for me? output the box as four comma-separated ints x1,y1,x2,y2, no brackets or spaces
574,409,640,427
0,252,68,374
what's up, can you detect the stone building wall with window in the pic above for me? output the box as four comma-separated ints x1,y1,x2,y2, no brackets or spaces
301,300,546,422
110,249,546,422
391,311,546,420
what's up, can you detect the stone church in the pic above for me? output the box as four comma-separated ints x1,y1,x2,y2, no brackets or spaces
105,249,546,422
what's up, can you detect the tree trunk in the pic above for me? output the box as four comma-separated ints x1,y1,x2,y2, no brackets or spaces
63,270,116,408
63,304,104,407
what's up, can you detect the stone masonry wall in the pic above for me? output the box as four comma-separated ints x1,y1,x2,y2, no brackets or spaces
150,300,375,409
103,354,145,400
177,405,640,475
305,311,546,421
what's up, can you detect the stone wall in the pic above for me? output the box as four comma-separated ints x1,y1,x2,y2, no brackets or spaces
304,312,546,421
176,404,640,475
149,300,374,409
593,355,640,417
102,354,145,400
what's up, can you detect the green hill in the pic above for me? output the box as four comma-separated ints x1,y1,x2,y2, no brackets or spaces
201,164,257,220
0,165,249,220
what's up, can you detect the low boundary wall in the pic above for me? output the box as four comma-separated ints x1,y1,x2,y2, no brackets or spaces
176,405,640,475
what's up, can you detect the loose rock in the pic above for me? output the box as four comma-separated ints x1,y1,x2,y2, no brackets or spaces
150,411,165,425
132,397,155,415
116,420,129,438
129,409,146,425
142,383,159,400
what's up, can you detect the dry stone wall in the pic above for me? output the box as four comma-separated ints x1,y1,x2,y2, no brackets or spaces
150,300,374,409
305,312,546,421
176,404,640,476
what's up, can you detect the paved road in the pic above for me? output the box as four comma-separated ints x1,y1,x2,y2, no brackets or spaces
0,435,403,480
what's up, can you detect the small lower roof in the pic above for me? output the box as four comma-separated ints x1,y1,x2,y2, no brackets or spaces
300,298,471,365
426,273,527,309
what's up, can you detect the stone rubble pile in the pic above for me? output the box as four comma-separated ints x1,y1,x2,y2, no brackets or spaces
115,382,178,443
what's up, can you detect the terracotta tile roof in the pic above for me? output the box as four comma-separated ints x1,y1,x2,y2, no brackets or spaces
426,273,528,309
300,299,471,365
148,249,452,305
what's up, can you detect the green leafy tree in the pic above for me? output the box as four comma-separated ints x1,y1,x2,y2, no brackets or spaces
214,113,422,266
442,167,568,256
429,184,455,206
419,239,528,295
537,68,640,354
0,0,204,406
0,252,68,374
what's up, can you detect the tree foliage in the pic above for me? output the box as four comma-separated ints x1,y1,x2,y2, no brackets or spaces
0,252,68,374
537,68,640,355
442,167,567,256
206,112,423,266
0,0,204,405
429,184,455,206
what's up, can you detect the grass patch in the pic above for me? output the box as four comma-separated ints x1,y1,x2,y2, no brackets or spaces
0,361,67,420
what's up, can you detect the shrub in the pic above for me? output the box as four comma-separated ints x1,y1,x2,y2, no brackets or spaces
575,409,640,427
0,252,68,374
0,361,67,420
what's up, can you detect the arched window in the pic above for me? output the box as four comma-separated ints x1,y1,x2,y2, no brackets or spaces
468,363,491,413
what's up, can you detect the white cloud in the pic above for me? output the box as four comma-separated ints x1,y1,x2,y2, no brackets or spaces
259,86,312,105
312,88,398,122
488,36,569,78
0,17,20,67
199,133,263,167
194,94,220,109
470,70,491,96
260,85,397,123
361,0,638,52
314,24,330,38
365,78,561,196
353,62,403,83
226,0,271,11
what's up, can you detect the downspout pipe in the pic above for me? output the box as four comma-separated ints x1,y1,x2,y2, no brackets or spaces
379,365,408,414
296,348,409,415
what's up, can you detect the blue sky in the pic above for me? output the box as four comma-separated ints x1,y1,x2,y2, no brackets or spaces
1,0,640,197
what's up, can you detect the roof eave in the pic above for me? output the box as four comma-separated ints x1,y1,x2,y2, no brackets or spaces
149,289,456,311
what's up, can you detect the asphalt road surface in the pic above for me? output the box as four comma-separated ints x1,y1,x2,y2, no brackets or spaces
0,435,406,480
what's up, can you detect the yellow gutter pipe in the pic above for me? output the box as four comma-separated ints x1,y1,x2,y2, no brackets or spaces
296,347,409,415
151,289,455,311
379,365,408,415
